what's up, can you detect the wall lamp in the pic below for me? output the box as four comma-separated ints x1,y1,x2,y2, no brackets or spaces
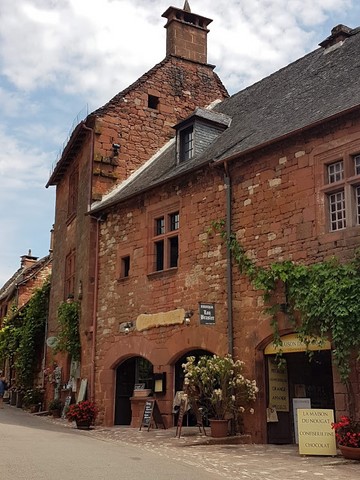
123,321,134,334
184,310,193,325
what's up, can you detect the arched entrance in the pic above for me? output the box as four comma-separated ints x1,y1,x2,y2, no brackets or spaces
264,334,335,444
114,356,153,425
173,349,212,426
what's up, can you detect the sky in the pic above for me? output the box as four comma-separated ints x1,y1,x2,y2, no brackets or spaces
0,0,359,286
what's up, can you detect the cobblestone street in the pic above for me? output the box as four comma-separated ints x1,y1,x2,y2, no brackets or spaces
40,414,359,480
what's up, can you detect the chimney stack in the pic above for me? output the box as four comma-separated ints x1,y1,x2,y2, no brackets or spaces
20,249,38,269
319,24,352,49
162,2,212,64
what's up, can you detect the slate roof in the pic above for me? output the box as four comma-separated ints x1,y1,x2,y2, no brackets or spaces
0,254,52,302
91,26,360,214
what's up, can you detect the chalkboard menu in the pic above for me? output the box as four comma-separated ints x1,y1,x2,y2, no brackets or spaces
139,399,166,431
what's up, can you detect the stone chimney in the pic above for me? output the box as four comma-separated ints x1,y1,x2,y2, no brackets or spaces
319,24,352,49
162,1,212,64
20,250,38,269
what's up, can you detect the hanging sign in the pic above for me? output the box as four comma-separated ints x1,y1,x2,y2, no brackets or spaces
268,357,289,412
297,409,336,456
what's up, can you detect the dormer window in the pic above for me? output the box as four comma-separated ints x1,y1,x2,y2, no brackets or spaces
174,107,232,165
180,126,194,162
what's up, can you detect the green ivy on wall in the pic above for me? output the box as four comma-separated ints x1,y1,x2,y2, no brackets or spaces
54,300,80,361
212,220,360,383
0,278,50,389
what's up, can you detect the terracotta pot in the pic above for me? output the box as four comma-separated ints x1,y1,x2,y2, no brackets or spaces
339,445,360,460
209,419,229,438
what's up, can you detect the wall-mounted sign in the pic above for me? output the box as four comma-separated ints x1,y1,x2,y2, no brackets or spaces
199,303,215,325
265,333,331,355
268,357,289,412
297,408,336,456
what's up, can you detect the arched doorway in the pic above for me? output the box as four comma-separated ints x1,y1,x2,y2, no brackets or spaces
264,334,335,444
114,356,153,425
173,349,212,426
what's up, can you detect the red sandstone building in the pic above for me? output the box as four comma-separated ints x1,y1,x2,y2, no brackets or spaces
47,3,360,444
0,250,52,379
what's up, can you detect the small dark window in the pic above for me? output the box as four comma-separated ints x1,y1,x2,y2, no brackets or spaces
121,256,130,278
148,95,159,110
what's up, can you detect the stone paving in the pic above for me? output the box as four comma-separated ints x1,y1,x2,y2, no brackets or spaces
40,416,359,480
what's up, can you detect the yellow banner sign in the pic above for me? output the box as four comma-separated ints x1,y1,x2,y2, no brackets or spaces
268,357,289,412
265,333,331,355
297,409,337,456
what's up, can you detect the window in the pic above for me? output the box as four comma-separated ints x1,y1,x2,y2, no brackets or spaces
65,249,76,299
68,169,79,218
180,126,194,162
323,154,360,231
120,255,130,278
152,211,179,272
148,94,159,110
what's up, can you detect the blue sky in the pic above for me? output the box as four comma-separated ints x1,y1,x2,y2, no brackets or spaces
0,0,359,285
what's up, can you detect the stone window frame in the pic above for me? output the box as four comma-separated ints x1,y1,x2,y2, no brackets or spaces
317,143,360,233
147,200,180,275
116,248,132,282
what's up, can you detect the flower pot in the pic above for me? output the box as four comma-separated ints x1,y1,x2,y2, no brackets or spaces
209,419,229,438
76,420,91,430
339,445,360,460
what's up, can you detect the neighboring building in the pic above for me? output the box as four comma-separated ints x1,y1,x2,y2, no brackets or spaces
88,21,360,444
45,2,228,408
0,250,52,381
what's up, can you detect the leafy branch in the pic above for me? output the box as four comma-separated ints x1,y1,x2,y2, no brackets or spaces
54,301,80,361
212,221,360,383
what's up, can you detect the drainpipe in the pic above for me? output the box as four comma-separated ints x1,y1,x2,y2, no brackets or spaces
224,161,234,357
81,121,98,400
90,216,101,401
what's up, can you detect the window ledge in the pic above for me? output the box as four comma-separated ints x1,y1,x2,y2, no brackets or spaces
147,267,178,280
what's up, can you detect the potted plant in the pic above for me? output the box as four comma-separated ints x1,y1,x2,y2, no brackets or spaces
66,400,98,429
332,416,360,460
48,398,63,418
22,387,44,413
182,354,258,437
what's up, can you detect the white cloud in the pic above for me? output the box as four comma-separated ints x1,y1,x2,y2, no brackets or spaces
0,0,357,285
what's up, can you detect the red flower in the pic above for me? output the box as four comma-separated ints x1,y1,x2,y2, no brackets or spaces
332,416,360,448
66,400,98,424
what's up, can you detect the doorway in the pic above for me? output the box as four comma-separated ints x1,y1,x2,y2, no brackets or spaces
266,350,335,444
114,356,153,425
174,349,212,426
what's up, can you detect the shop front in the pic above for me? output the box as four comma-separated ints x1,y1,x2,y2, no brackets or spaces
264,333,334,444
